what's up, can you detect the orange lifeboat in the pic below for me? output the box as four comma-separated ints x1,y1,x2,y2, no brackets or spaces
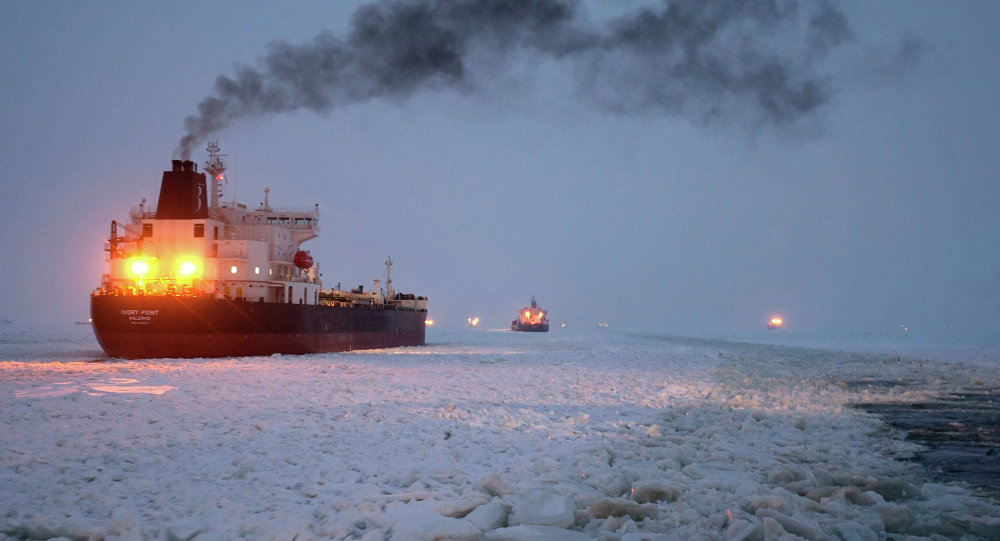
293,250,314,269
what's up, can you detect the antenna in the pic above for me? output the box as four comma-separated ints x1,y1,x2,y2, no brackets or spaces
203,140,227,209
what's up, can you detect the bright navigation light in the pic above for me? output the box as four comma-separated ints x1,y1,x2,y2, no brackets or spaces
178,260,198,276
130,260,149,275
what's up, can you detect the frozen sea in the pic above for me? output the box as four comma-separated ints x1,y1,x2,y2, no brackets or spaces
1,323,999,540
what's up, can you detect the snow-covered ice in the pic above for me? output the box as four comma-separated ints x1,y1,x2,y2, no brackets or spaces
1,325,998,540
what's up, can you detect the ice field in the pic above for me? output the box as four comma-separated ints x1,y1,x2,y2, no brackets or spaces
2,324,998,540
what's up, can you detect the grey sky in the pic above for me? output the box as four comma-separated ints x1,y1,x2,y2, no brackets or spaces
1,1,997,338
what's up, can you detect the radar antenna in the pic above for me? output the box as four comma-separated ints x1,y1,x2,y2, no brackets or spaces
204,140,227,209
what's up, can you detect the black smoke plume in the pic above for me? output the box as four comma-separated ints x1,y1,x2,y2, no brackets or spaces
177,0,860,159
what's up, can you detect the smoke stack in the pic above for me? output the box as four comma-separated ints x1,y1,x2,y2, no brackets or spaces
156,161,208,219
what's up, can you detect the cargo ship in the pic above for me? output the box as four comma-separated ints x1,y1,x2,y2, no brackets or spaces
511,297,549,332
90,143,427,359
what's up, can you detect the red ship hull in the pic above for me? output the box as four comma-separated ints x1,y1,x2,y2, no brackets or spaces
91,295,426,359
511,322,549,332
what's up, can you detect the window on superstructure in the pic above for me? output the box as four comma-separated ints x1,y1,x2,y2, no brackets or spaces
142,223,153,237
194,224,205,238
213,226,219,240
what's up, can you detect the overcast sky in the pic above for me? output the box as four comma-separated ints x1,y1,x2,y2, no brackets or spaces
1,1,998,339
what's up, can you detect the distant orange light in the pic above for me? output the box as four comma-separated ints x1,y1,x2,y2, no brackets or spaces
524,311,531,318
769,316,784,328
425,319,434,326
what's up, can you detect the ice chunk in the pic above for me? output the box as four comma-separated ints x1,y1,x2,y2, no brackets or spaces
862,478,923,501
485,525,591,540
755,509,830,541
970,517,1000,539
765,465,806,486
617,517,638,533
859,490,885,506
723,519,764,541
509,489,576,529
629,481,678,504
760,516,786,539
803,486,840,502
879,505,913,534
436,496,490,518
386,506,481,541
832,520,879,541
621,533,682,541
587,498,659,521
479,473,512,497
804,484,863,507
465,502,510,531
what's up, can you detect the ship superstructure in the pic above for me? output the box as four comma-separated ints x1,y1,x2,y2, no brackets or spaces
90,143,427,359
511,296,549,332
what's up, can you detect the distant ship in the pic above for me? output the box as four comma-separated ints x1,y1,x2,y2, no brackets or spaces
511,297,549,332
89,143,428,359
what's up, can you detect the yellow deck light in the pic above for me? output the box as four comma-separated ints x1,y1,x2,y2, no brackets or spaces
176,257,202,278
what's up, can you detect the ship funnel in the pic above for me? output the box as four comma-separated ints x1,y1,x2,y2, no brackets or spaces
156,160,208,219
171,160,199,173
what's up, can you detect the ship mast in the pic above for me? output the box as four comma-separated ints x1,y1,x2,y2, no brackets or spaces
203,140,227,210
385,257,393,300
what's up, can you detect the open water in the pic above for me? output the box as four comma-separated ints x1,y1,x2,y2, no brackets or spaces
681,326,1000,499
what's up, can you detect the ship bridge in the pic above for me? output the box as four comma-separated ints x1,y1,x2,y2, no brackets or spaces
102,154,324,306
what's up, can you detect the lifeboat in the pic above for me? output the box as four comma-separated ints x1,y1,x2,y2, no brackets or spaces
293,250,314,269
